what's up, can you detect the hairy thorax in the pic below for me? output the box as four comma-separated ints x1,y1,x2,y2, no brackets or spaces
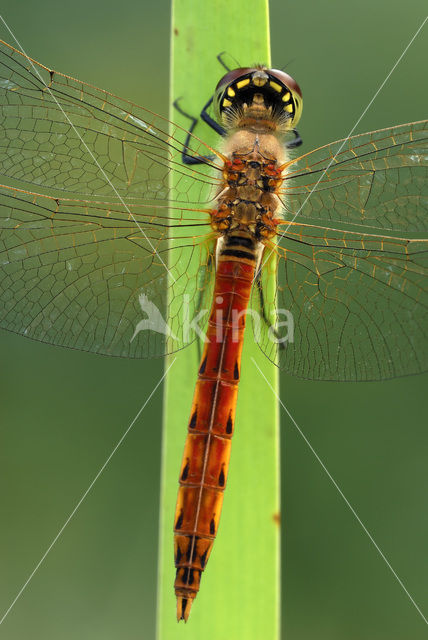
211,128,290,242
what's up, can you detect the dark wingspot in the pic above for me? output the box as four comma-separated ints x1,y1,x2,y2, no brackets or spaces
210,517,216,535
189,409,197,429
226,412,233,434
233,361,239,380
199,355,207,374
175,545,182,565
218,467,225,487
181,459,189,481
175,510,183,530
200,548,208,568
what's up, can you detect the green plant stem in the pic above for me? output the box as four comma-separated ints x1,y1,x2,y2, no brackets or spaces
156,1,279,637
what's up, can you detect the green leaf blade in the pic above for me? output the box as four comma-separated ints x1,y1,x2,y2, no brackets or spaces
157,1,279,637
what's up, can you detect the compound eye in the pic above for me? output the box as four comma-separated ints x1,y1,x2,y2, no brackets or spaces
215,67,255,92
268,69,302,98
214,66,303,129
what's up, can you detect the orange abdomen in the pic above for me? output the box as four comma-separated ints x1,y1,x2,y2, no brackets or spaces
174,258,256,621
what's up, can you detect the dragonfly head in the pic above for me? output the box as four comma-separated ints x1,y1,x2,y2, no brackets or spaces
213,66,303,132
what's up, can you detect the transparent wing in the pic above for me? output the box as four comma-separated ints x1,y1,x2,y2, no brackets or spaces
0,40,223,202
280,121,428,233
0,185,215,357
2,40,427,376
251,121,428,380
254,225,428,381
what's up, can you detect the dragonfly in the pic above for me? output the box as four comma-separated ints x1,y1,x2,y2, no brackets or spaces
0,40,427,622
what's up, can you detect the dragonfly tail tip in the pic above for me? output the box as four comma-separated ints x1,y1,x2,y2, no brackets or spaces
176,595,194,622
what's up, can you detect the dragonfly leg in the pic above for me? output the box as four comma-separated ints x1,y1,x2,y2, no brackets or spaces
216,51,231,72
173,98,222,165
255,272,285,351
286,128,303,149
200,96,227,136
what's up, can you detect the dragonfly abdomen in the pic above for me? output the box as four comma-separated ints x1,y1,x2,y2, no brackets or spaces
174,245,259,622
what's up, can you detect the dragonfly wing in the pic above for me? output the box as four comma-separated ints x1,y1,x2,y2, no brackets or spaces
281,120,428,233
254,120,428,380
0,185,215,357
254,226,428,381
0,40,222,202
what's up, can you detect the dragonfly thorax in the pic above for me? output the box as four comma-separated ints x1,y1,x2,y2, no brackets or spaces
211,130,286,241
211,186,281,242
222,130,288,166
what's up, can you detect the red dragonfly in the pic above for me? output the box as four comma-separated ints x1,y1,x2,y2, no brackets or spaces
0,41,427,622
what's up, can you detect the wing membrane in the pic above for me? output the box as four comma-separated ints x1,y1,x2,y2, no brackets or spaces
0,40,222,202
281,121,428,233
1,41,427,377
0,185,215,357
255,224,428,380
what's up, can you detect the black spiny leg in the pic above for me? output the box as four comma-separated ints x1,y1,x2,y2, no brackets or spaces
200,96,227,136
255,271,285,351
173,99,220,165
216,51,232,72
173,49,235,164
286,128,303,149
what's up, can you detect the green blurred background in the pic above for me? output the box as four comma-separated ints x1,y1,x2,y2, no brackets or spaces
0,1,426,638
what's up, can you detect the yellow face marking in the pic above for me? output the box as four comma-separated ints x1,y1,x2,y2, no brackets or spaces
284,103,294,113
227,87,235,97
253,75,267,87
282,92,291,102
223,98,232,108
269,80,282,92
236,78,250,89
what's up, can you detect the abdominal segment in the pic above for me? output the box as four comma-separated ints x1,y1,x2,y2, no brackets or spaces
173,258,255,621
